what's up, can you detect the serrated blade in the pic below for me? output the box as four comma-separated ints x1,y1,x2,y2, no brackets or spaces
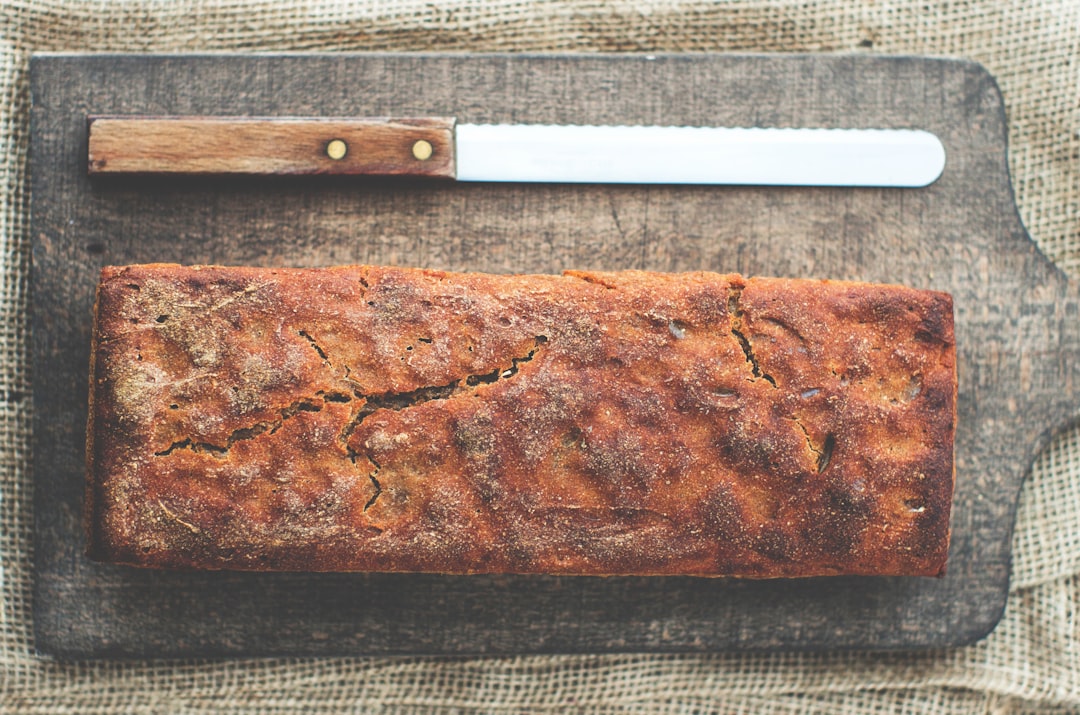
455,124,946,187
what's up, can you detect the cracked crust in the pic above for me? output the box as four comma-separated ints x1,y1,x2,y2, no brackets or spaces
86,264,957,577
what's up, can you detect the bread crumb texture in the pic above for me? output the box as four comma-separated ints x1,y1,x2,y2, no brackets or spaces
85,265,956,577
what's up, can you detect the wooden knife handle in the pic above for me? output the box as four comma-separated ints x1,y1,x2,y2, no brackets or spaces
87,116,457,177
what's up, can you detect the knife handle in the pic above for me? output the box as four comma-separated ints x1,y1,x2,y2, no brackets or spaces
87,116,457,178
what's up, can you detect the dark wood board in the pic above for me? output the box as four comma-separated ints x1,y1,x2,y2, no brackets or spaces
29,53,1080,658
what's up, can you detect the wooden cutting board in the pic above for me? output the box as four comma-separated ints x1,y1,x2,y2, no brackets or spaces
29,53,1080,658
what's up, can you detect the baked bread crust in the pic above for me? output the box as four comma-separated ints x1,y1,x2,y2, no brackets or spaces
86,265,956,577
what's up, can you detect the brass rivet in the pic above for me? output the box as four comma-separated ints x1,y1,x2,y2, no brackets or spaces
412,139,434,161
326,139,348,160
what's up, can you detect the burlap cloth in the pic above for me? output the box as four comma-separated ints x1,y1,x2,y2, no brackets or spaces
2,1,1078,712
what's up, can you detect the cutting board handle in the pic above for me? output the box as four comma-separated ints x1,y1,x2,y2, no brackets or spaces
1064,290,1080,427
86,116,457,177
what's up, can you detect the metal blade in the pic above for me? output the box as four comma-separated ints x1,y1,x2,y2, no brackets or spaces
455,124,945,187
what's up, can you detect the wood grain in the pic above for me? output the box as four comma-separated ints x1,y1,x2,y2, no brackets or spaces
87,116,456,177
29,52,1080,658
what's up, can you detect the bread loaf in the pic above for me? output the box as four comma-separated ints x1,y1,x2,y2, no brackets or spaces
86,265,956,577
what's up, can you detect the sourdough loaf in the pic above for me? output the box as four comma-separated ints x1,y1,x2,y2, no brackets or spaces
86,265,956,577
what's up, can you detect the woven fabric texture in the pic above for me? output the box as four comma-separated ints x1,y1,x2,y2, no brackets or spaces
2,1,1078,712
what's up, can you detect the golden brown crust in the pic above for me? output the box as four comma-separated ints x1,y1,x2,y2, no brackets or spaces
86,265,956,577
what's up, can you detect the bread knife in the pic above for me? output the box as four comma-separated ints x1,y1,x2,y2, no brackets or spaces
87,116,946,187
